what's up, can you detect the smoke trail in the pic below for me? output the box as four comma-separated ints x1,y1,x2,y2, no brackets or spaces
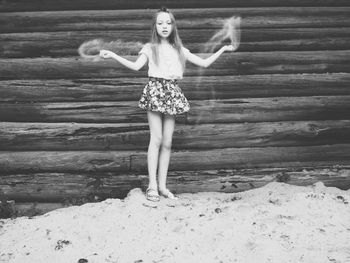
78,39,144,61
204,16,241,53
194,16,241,124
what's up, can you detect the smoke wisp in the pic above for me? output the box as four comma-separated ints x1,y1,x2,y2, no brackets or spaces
78,39,144,61
195,16,241,124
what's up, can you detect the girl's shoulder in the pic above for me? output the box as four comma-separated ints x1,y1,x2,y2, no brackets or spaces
140,42,152,50
181,46,191,57
139,43,152,56
181,46,190,52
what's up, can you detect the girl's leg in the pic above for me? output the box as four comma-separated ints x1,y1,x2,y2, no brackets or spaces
158,114,175,192
147,111,163,190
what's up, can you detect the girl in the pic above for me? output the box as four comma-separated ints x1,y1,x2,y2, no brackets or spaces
100,7,237,202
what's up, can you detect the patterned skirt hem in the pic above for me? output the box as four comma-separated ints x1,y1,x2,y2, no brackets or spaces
138,104,190,115
138,77,190,116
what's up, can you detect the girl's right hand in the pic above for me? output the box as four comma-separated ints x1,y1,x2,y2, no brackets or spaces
99,49,114,59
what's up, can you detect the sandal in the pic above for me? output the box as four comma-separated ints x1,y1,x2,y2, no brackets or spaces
159,188,179,200
145,188,160,202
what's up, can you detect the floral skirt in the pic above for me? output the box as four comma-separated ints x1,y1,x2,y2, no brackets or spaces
138,77,190,115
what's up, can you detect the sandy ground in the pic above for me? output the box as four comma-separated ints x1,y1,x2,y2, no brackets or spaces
0,182,349,263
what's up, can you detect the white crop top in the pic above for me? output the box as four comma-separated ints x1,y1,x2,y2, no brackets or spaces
139,43,191,80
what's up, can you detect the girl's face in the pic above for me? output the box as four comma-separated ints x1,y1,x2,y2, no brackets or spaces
156,12,173,39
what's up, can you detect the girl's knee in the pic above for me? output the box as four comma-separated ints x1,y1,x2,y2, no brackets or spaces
150,134,163,148
161,137,172,150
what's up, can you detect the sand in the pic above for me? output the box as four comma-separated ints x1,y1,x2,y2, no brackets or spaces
0,182,350,263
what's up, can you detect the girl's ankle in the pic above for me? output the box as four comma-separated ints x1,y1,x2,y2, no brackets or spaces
158,186,167,192
148,184,158,190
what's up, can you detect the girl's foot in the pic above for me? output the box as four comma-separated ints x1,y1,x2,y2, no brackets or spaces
159,188,179,200
145,188,160,202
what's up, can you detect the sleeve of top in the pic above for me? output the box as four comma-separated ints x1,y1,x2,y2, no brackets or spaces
139,43,151,58
181,46,191,60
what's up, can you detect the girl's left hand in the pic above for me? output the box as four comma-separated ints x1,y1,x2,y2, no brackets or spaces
224,44,238,52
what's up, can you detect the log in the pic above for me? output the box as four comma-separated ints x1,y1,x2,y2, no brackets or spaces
1,166,350,203
0,151,133,173
1,15,350,36
0,122,151,151
1,25,349,42
3,38,350,58
1,144,350,174
2,28,350,58
1,1,349,12
2,8,350,36
0,96,349,123
130,144,350,172
168,167,350,192
1,173,143,202
1,73,349,102
187,95,350,124
1,120,350,151
1,50,350,80
0,100,180,123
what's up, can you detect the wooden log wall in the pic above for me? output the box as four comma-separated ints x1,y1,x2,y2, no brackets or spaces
1,0,350,216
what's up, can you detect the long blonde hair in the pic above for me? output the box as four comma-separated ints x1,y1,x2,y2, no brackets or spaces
150,7,186,69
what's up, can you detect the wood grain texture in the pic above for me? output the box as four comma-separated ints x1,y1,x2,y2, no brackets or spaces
187,95,350,124
1,1,349,12
1,73,349,102
130,144,350,172
1,120,350,151
1,7,350,58
167,167,350,192
1,144,350,174
1,173,143,202
2,166,350,203
0,96,349,123
0,151,132,173
1,3,350,210
1,50,350,80
2,28,350,58
2,7,349,60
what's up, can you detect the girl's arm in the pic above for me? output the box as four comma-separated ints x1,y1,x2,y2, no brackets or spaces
186,44,236,68
99,50,147,71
